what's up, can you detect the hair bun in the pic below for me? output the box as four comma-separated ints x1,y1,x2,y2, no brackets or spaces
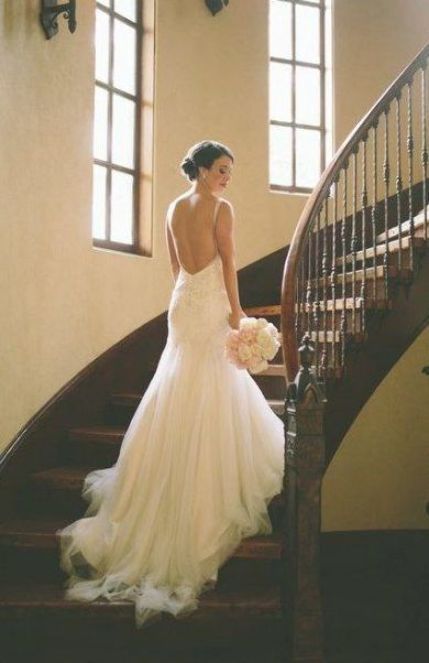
180,156,198,181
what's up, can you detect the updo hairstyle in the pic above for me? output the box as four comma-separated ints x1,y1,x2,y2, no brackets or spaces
180,140,234,182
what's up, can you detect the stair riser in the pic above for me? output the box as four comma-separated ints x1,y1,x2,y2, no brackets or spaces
62,438,120,469
18,480,286,532
251,374,286,400
18,483,88,520
0,548,65,584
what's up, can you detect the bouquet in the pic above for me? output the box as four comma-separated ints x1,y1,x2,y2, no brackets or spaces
225,317,281,374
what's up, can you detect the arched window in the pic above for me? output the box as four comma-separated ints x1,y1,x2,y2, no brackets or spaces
92,0,154,255
269,0,332,193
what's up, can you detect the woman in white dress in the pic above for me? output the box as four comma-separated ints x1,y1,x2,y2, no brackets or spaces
57,140,285,628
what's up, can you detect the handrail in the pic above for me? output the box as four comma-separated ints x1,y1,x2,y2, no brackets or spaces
281,41,429,383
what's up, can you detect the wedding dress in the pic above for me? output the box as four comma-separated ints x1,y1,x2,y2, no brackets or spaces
57,199,285,628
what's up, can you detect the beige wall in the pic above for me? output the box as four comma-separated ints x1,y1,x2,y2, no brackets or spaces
1,1,428,529
323,326,429,531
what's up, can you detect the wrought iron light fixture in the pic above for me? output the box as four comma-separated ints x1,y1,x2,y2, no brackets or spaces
40,0,77,40
205,0,229,17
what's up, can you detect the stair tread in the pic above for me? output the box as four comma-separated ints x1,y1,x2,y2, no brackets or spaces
0,518,284,559
376,204,429,243
243,305,280,316
302,297,391,312
309,330,365,343
335,234,427,266
0,580,282,618
112,393,285,414
312,263,412,286
69,426,125,442
258,363,285,376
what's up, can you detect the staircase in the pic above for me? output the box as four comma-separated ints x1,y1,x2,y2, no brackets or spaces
2,42,429,663
0,313,288,662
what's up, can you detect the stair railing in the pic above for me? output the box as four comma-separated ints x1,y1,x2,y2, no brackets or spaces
281,42,429,384
280,42,429,663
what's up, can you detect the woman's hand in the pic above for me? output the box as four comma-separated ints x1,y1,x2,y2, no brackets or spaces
228,308,247,330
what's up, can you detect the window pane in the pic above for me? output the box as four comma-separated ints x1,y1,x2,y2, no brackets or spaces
296,66,320,126
296,128,321,188
95,9,110,83
112,94,135,168
114,0,136,21
269,62,292,123
111,170,134,244
270,125,292,187
97,0,111,7
113,19,136,95
93,86,109,160
92,165,107,239
269,0,292,60
296,5,320,64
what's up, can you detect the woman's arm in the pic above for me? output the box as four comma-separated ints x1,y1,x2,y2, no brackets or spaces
165,204,180,283
215,200,246,329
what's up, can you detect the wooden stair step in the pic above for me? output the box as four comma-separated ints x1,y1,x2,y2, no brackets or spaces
243,305,280,317
376,204,429,243
30,466,90,492
111,393,285,416
309,330,365,344
334,235,427,266
0,580,282,623
0,519,284,561
258,363,285,377
302,297,392,312
69,426,124,444
312,264,412,287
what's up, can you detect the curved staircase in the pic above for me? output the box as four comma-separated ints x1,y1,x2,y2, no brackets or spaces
2,42,429,663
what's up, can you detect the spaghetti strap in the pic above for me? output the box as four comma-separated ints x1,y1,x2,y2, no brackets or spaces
213,199,222,230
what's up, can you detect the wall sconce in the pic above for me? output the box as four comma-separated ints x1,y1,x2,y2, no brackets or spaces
205,0,229,17
40,0,77,40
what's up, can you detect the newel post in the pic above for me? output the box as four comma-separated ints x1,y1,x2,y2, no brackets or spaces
283,334,326,663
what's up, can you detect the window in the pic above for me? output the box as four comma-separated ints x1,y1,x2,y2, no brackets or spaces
92,0,154,255
269,0,332,193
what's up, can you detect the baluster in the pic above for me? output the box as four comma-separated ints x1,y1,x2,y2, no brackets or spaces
331,178,339,374
395,92,403,271
422,63,428,242
361,136,368,332
299,259,305,342
313,217,321,376
306,233,313,335
371,122,378,303
383,108,391,302
295,271,300,342
351,149,358,335
341,165,348,367
321,196,329,380
407,78,415,271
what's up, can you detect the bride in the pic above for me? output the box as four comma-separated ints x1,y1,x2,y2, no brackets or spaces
57,140,285,628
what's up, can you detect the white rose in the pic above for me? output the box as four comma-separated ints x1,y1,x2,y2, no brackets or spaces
238,343,252,362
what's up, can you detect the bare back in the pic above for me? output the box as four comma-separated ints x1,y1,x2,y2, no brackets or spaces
168,194,222,275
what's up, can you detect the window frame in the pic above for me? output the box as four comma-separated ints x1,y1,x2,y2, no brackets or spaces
269,0,328,194
92,0,145,255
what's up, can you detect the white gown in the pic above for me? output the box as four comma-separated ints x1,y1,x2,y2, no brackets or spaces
57,201,285,628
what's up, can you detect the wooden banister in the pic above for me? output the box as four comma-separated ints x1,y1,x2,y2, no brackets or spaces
281,41,429,383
